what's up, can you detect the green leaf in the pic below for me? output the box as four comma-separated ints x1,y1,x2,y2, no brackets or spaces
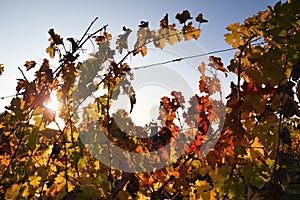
282,98,298,118
27,127,38,151
234,145,247,156
78,155,88,168
242,164,269,189
223,176,245,199
37,166,49,181
219,165,231,179
195,181,210,200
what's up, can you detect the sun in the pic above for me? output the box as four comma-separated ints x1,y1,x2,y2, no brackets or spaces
45,91,65,130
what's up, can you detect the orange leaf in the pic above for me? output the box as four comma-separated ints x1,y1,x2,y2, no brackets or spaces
24,61,36,71
160,13,169,28
173,171,180,179
133,49,140,56
193,29,201,40
141,46,147,57
199,79,208,93
198,62,206,75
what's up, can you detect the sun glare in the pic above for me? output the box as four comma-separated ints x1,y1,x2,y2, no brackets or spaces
45,91,65,130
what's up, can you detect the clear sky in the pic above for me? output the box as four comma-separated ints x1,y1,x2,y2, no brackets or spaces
0,0,278,112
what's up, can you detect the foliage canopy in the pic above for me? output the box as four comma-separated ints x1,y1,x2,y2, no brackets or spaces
0,1,300,199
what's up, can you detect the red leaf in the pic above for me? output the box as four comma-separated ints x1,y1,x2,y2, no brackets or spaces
209,56,228,76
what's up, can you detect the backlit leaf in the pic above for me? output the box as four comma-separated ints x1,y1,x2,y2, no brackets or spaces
0,64,4,75
195,13,208,23
26,127,38,151
176,10,192,24
24,61,36,71
48,28,63,45
141,46,147,57
46,46,56,58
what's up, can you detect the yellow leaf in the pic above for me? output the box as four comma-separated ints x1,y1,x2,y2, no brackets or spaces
29,175,41,188
5,184,21,199
46,46,56,58
32,107,44,116
159,38,166,49
22,183,30,198
103,32,112,40
184,32,194,40
168,35,177,45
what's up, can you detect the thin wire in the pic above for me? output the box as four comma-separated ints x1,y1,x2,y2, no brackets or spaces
0,42,266,100
0,93,23,100
131,47,236,70
131,41,266,70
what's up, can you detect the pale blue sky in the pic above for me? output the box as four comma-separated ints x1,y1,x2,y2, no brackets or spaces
0,0,278,111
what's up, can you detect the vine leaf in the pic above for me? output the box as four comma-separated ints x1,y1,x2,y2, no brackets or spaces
182,22,201,40
26,127,38,151
67,37,79,53
116,27,132,54
0,64,4,75
176,10,192,24
208,56,228,76
46,46,56,58
126,175,140,198
129,94,136,113
141,46,147,57
24,61,36,71
199,78,208,93
43,108,56,125
139,21,149,28
48,28,63,45
282,98,297,118
280,126,291,145
160,13,169,28
195,13,208,23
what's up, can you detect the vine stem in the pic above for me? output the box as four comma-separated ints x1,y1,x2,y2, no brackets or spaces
236,35,257,120
77,17,99,46
18,67,37,93
271,57,290,182
105,69,114,192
